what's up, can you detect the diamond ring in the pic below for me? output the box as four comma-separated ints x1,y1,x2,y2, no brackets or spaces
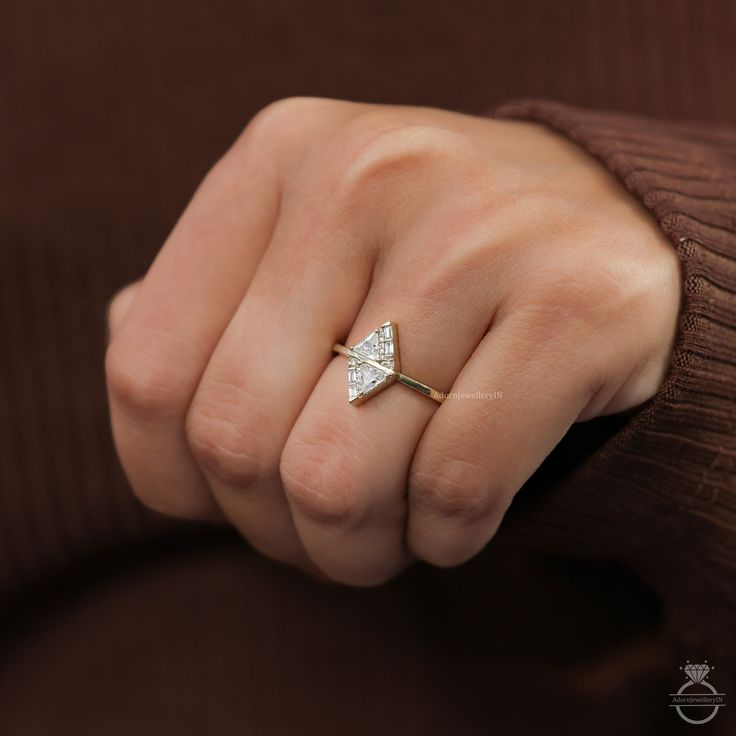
333,322,445,405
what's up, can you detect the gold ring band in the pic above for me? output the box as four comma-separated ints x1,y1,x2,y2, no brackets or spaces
333,322,444,406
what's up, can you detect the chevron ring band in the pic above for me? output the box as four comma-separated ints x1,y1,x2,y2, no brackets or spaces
333,322,445,406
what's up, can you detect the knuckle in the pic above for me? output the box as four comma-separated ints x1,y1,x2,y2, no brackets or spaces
409,454,500,527
519,247,638,337
185,380,270,489
405,244,485,313
105,339,186,421
281,421,367,527
332,119,468,207
235,96,340,158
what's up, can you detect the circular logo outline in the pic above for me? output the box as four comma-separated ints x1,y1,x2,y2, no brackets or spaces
673,679,722,725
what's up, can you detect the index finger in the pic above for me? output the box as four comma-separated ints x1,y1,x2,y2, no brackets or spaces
105,98,360,519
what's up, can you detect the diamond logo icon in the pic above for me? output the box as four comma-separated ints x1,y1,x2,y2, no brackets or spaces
683,663,711,684
671,660,725,725
346,322,400,405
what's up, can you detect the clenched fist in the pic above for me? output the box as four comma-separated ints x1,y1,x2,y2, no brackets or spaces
105,99,680,585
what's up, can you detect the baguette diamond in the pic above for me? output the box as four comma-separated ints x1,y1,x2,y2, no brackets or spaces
346,321,400,405
334,321,443,405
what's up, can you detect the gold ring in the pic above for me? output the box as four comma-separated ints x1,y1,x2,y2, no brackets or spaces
333,321,445,405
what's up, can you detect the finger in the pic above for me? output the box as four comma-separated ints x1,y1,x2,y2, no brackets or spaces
184,152,376,565
185,109,465,569
105,98,352,520
280,239,500,585
406,305,600,567
107,280,140,339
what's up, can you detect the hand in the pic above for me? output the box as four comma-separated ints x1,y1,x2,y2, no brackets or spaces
106,98,681,585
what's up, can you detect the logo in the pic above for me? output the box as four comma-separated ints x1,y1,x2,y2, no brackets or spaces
669,661,726,725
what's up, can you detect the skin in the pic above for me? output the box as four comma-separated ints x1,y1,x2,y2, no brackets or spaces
105,98,681,586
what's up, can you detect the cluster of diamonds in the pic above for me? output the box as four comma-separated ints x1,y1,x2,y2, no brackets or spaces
347,322,396,403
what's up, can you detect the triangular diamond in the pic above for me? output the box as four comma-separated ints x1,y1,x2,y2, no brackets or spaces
346,321,400,405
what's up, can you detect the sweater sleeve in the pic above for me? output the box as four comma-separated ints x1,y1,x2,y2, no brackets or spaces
494,100,736,670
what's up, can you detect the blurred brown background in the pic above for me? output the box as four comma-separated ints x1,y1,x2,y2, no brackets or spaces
1,1,734,734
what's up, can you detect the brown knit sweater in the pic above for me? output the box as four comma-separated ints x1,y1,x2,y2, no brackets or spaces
1,2,735,734
496,99,736,681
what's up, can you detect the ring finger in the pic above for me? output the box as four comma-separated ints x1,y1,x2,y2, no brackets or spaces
279,237,503,585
